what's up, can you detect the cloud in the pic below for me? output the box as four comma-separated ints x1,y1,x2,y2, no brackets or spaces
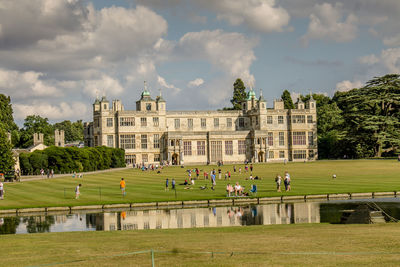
359,47,400,74
383,34,400,47
157,75,181,94
13,101,88,121
301,3,358,45
285,56,343,67
176,30,257,87
335,80,363,92
203,0,290,32
188,78,204,87
84,74,125,98
0,68,61,99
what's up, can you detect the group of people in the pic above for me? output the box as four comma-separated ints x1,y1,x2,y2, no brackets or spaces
275,171,291,192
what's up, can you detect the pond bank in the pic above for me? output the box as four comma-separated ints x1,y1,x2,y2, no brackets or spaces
0,191,398,216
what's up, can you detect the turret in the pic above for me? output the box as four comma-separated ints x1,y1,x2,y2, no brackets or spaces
258,89,267,110
100,95,109,111
273,99,284,110
308,94,316,111
295,98,304,109
156,89,166,114
136,81,156,111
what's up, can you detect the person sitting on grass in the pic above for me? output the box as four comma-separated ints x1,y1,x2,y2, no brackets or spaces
226,184,234,197
179,179,189,186
234,182,243,196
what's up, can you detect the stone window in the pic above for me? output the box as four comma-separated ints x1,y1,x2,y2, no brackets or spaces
267,116,273,124
188,118,193,129
153,117,159,127
183,141,192,156
268,151,274,159
141,134,147,149
307,115,313,123
293,150,307,159
279,151,285,158
153,134,160,148
107,135,113,147
107,118,113,127
201,118,206,128
309,150,314,158
120,117,135,127
154,154,160,162
120,134,135,149
197,141,205,155
239,118,245,128
142,154,148,162
125,154,136,164
225,141,233,155
268,132,273,146
278,116,284,124
238,140,246,154
279,132,285,146
141,117,147,127
174,119,180,129
226,118,232,128
255,116,259,125
308,132,314,146
293,132,306,145
292,115,305,123
214,118,219,128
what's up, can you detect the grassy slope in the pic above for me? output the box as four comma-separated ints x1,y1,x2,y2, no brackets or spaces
1,223,399,266
1,160,400,209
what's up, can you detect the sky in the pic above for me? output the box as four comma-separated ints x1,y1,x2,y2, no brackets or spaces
0,0,399,126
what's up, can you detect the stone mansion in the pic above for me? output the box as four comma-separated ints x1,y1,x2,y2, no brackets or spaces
84,85,317,165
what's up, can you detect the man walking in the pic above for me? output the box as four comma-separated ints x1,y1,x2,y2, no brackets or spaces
120,178,126,196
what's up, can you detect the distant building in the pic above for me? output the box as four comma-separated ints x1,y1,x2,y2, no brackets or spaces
84,83,317,165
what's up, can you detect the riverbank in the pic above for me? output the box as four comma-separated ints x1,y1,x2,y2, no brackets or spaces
1,223,399,266
1,160,400,210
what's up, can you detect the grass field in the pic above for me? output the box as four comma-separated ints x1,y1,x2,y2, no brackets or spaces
1,223,399,266
1,160,400,209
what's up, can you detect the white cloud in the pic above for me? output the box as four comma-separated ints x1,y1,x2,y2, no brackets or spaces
204,0,290,32
358,47,400,74
301,3,358,45
84,74,125,98
188,78,204,87
157,75,181,94
177,30,257,87
335,80,363,92
0,68,60,99
13,101,88,120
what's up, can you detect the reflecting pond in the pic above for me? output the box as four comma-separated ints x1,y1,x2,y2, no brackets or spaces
1,198,399,235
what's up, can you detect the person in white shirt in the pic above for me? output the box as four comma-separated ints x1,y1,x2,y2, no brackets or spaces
75,184,82,199
234,182,242,196
0,182,4,200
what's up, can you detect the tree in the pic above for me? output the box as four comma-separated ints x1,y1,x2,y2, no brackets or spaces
335,74,400,157
0,94,18,132
18,115,54,148
0,128,15,172
230,78,247,110
281,90,295,109
53,120,84,142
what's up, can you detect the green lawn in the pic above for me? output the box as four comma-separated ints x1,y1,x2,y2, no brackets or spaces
1,160,400,209
1,223,400,266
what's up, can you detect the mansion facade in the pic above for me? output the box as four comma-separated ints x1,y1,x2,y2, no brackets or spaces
84,85,317,165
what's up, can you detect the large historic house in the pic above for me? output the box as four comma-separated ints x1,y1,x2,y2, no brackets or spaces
84,84,317,165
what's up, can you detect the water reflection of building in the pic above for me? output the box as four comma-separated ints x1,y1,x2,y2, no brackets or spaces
100,203,320,231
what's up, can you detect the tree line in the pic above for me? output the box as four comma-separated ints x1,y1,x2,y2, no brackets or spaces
19,146,125,175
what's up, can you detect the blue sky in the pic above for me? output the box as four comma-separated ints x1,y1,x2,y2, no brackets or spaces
0,0,399,125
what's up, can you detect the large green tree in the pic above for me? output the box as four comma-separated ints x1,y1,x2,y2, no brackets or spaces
335,74,400,157
18,115,54,148
53,120,84,142
281,90,295,109
0,128,15,172
230,78,247,110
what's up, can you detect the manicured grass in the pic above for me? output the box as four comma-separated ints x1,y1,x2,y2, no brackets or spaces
1,223,400,266
1,160,400,209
